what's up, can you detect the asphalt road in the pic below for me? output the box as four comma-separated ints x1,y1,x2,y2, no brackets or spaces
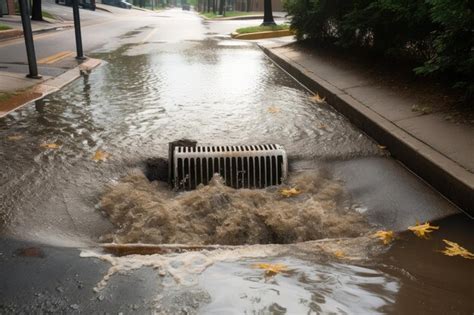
0,8,471,315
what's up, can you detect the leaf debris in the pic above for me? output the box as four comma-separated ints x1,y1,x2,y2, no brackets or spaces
253,263,288,276
93,150,110,162
408,222,439,239
40,143,60,149
441,239,474,259
267,106,280,113
373,230,394,245
310,93,326,104
333,250,346,259
7,135,23,141
279,187,301,198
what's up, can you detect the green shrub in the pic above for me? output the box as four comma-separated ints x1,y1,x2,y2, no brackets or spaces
284,0,473,100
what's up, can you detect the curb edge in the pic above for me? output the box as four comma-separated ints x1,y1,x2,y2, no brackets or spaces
260,44,474,215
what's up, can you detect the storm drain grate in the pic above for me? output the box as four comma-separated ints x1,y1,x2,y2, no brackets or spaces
171,144,288,190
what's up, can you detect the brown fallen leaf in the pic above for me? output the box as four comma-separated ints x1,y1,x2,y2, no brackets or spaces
93,150,110,162
310,93,326,104
253,263,288,276
280,187,301,198
267,106,280,113
40,143,60,149
333,250,346,259
441,239,474,259
408,222,439,239
7,135,24,141
373,230,394,245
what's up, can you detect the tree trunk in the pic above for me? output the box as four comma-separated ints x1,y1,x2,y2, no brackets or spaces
261,0,275,25
218,0,223,15
31,0,42,21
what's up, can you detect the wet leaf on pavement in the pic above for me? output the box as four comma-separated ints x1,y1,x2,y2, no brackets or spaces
267,106,280,113
408,222,439,239
40,143,60,149
310,93,326,103
7,135,24,141
441,239,474,259
253,263,288,276
93,150,110,162
280,187,301,198
373,230,394,245
333,250,346,259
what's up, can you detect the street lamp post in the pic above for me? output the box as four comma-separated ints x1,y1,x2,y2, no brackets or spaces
261,0,275,26
18,0,41,79
72,0,86,60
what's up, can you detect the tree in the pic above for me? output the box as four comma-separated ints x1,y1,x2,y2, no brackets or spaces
261,0,275,25
31,0,43,21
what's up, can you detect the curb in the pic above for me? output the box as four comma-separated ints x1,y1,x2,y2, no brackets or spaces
232,29,293,40
0,25,72,42
200,14,285,21
0,29,23,41
0,58,102,118
260,44,474,215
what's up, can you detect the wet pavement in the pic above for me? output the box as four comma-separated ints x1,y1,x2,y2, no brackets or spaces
0,9,473,314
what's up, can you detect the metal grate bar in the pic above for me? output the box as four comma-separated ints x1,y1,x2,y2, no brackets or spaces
172,144,287,190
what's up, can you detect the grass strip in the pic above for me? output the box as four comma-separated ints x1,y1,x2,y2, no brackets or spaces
236,24,289,34
0,24,12,31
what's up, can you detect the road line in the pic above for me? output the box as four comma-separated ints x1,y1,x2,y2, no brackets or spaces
37,51,75,64
141,27,159,43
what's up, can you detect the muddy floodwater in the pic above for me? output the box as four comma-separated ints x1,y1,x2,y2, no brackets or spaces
0,10,473,314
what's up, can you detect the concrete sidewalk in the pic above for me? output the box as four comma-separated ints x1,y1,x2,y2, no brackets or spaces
0,15,73,40
260,40,474,214
0,57,102,117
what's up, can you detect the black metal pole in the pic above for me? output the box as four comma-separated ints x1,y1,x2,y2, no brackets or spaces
261,0,275,26
72,0,86,60
18,0,41,79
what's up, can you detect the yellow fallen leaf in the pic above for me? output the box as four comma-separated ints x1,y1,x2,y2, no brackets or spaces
408,222,439,239
373,230,394,245
310,93,326,104
280,187,301,198
333,250,346,259
378,145,387,150
267,106,280,113
441,239,474,259
40,143,60,149
93,150,110,162
7,135,23,141
253,263,288,276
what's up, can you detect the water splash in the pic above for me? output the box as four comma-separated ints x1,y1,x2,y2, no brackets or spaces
99,169,371,245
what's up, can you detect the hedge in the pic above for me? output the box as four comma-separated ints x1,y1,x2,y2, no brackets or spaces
284,0,474,101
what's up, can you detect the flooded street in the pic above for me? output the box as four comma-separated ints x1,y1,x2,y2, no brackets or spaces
0,9,472,314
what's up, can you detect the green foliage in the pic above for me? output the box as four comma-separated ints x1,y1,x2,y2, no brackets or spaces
42,11,55,20
0,24,12,31
284,0,474,100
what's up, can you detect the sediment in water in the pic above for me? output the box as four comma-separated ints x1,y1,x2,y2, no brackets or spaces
99,168,371,245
